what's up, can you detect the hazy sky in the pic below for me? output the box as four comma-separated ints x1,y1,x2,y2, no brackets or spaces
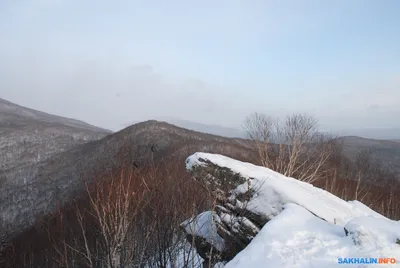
0,0,399,131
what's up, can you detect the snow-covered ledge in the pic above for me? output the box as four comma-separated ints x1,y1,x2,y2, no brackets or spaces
182,152,400,268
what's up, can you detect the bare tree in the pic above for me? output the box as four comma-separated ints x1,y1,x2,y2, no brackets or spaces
37,155,210,268
242,112,276,168
45,164,153,268
86,170,150,267
243,113,337,182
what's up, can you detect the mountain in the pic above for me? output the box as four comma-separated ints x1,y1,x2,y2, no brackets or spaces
159,118,247,138
0,120,255,248
124,117,247,138
0,98,110,132
336,128,400,140
0,98,111,176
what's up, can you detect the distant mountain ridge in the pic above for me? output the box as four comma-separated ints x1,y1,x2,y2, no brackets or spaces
127,119,400,175
335,128,400,140
159,119,400,174
156,117,247,138
339,136,400,174
0,98,111,133
0,98,111,176
126,117,400,141
124,117,247,138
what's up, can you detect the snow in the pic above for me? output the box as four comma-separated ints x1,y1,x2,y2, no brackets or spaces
214,262,227,268
181,211,226,252
144,241,204,268
165,242,203,268
347,200,386,219
185,152,400,268
345,217,400,248
186,153,385,226
225,204,400,268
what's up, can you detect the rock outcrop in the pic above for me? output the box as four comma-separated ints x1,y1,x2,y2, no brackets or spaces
181,152,400,268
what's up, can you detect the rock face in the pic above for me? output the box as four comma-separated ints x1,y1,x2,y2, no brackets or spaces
182,153,400,268
181,157,263,266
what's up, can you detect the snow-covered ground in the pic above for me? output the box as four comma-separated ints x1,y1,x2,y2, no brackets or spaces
186,152,400,268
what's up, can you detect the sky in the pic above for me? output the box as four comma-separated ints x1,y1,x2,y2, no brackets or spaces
0,0,399,132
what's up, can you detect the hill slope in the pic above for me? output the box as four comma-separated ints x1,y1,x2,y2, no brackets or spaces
0,120,254,248
0,98,111,175
339,136,400,174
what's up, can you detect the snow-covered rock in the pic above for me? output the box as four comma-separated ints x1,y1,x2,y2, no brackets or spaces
182,152,400,267
181,211,225,257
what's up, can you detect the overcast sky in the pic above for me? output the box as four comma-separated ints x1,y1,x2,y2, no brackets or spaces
0,0,399,131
